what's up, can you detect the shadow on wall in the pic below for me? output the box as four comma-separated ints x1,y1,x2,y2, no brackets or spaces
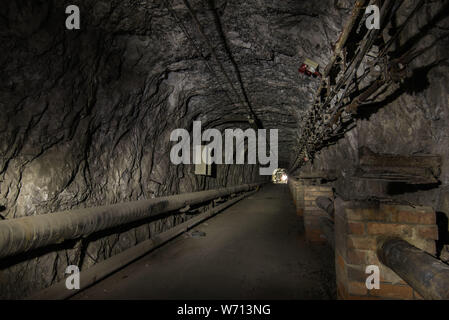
352,0,449,121
386,182,441,196
355,57,448,122
0,205,6,220
436,212,449,261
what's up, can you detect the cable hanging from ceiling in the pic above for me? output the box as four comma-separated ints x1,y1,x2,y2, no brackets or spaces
164,0,260,128
289,0,436,173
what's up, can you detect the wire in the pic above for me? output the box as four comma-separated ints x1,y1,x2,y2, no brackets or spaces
290,0,425,172
180,0,259,127
163,0,238,110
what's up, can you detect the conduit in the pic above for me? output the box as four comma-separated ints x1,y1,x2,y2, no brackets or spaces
179,0,259,128
30,188,259,300
0,183,260,260
378,238,449,300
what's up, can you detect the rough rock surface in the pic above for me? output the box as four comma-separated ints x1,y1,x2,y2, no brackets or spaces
299,1,449,261
0,0,348,298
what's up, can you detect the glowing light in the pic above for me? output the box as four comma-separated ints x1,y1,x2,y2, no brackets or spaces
272,168,288,184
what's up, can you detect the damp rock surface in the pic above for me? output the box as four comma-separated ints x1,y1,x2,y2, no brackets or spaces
0,0,348,298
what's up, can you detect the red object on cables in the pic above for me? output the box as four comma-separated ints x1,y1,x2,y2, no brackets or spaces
298,63,322,78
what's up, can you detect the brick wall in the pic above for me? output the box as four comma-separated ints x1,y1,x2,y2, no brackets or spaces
335,199,438,300
303,186,334,243
288,179,333,242
288,179,305,216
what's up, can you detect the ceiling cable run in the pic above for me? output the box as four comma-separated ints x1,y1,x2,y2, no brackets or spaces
180,0,260,128
289,0,427,173
163,0,238,111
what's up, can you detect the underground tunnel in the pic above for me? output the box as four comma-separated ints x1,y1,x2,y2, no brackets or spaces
0,0,449,304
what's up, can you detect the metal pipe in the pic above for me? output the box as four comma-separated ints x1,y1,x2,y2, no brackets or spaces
324,0,368,77
29,189,258,300
378,238,449,300
316,197,334,219
0,183,260,260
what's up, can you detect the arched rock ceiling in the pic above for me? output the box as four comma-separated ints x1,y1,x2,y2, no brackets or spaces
88,0,351,166
1,0,351,188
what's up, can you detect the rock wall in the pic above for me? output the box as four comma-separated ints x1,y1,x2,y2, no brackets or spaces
300,0,449,262
0,0,271,298
0,0,350,298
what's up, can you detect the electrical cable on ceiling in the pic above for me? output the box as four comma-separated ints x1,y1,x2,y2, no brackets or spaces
167,0,260,128
289,0,432,173
163,0,238,111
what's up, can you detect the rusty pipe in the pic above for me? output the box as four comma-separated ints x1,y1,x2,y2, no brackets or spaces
316,197,334,219
378,238,449,300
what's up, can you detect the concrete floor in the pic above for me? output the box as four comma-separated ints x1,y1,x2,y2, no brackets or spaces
73,184,336,300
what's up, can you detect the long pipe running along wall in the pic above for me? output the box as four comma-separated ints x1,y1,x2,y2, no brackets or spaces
31,189,259,300
378,238,449,300
0,183,261,260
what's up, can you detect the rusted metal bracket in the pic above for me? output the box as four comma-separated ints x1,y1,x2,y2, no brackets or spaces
355,147,442,184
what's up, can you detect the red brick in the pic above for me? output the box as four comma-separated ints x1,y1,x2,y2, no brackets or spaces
366,223,413,237
379,204,400,215
336,253,346,272
362,208,389,221
396,211,421,224
347,249,368,265
336,262,347,285
347,265,367,282
390,210,436,225
417,225,438,240
306,192,333,198
305,229,325,243
418,212,436,225
348,222,365,235
347,236,377,250
337,281,348,300
348,281,368,295
346,207,387,222
345,208,364,221
305,186,322,192
370,283,413,300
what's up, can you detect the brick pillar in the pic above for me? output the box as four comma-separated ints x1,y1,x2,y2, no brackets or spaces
288,179,296,205
294,182,305,217
335,200,438,300
288,179,305,217
302,185,334,243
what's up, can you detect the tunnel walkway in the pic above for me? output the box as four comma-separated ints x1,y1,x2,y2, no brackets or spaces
73,184,336,300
